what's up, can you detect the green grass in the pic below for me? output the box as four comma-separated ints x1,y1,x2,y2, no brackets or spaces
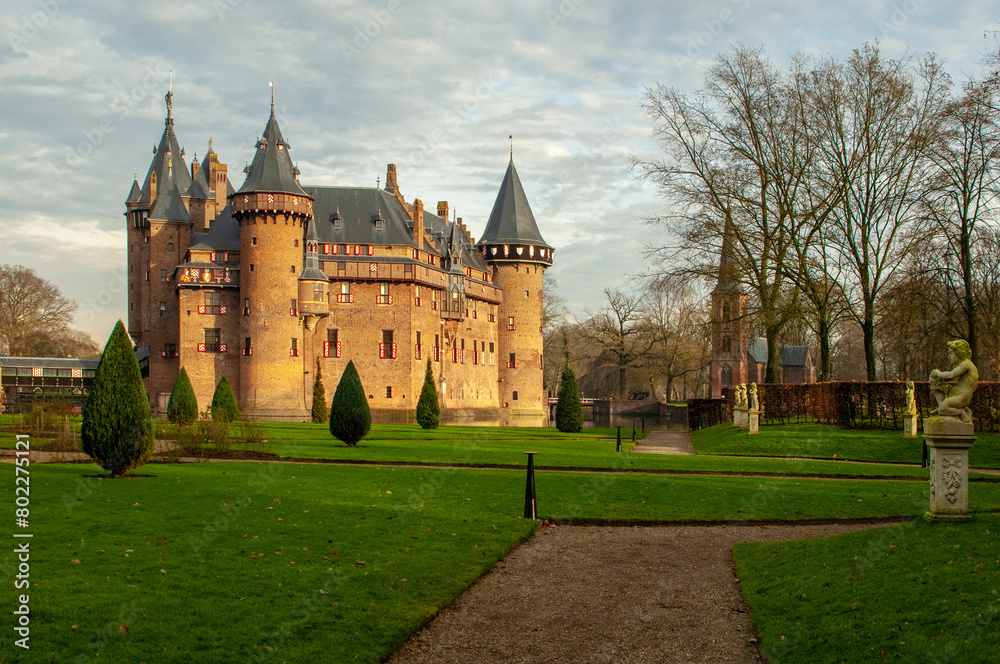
734,515,1000,663
3,463,537,663
692,422,1000,469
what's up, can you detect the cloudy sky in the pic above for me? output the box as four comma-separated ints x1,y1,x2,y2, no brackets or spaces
1,0,997,343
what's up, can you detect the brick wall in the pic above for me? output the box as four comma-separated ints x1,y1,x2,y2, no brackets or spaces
493,262,545,414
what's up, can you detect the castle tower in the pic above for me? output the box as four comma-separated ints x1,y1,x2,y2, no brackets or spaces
477,157,552,415
230,100,314,419
709,218,748,398
186,138,230,232
126,90,192,410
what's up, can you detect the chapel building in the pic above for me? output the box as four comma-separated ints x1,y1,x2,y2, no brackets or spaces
125,91,552,420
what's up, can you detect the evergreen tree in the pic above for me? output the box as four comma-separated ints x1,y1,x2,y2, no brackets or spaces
415,358,440,429
81,320,154,477
329,360,370,446
556,364,583,433
211,377,239,423
311,360,328,424
167,367,198,426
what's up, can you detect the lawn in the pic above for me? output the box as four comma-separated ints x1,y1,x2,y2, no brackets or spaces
734,515,1000,663
692,422,1000,469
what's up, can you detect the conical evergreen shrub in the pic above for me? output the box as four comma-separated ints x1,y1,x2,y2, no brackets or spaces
81,320,154,477
556,364,583,433
415,358,440,429
167,367,198,426
329,360,370,446
211,377,239,422
312,360,328,424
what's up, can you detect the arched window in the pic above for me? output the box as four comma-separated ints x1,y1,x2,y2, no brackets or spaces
721,364,733,387
722,302,731,323
722,336,731,353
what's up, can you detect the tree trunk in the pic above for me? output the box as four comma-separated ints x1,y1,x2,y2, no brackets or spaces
764,324,781,384
862,312,877,382
618,365,627,400
961,227,978,368
817,316,831,382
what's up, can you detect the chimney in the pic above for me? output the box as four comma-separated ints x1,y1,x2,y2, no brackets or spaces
386,163,409,217
437,201,449,222
457,217,472,243
191,160,200,179
413,199,424,250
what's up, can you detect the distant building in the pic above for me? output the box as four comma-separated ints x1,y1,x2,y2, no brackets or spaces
708,222,816,398
0,356,99,412
125,91,552,420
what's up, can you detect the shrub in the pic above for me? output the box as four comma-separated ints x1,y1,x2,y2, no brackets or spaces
312,360,328,424
329,360,370,446
555,364,583,433
416,359,440,429
211,377,239,423
167,367,198,426
81,320,154,477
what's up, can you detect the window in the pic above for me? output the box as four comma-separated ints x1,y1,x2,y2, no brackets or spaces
415,285,422,307
513,390,519,401
721,336,731,353
161,269,168,282
294,239,299,247
432,291,439,310
290,265,295,273
201,328,222,353
508,353,517,369
249,264,254,272
434,334,441,362
290,299,298,316
525,290,529,298
721,365,733,387
337,282,353,303
244,337,252,356
386,386,392,398
200,292,222,315
377,283,391,305
313,283,323,301
415,331,422,359
252,237,257,246
162,343,177,358
324,329,341,358
159,302,166,318
243,298,251,315
379,330,397,359
460,338,465,364
168,242,174,252
404,263,412,277
290,338,299,357
507,316,516,331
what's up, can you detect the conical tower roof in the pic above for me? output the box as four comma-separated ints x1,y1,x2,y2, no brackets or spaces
148,158,193,224
478,158,549,248
236,104,309,198
138,90,191,206
712,216,742,294
125,176,141,205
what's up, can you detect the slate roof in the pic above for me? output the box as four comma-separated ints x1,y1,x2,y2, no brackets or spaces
477,159,549,248
147,172,193,224
236,109,309,197
748,337,769,364
188,206,240,251
713,217,742,294
138,93,191,206
747,337,812,367
187,147,215,199
125,178,141,205
0,356,99,370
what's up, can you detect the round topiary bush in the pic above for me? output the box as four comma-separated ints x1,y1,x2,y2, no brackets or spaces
556,364,583,433
329,360,370,446
211,377,239,423
81,320,154,477
167,367,198,426
416,358,440,429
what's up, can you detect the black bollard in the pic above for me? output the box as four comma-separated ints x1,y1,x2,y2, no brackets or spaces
921,440,928,468
632,421,636,442
616,426,622,452
524,452,538,519
642,416,645,433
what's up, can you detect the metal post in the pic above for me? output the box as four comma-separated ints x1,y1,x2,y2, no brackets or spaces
616,426,621,453
921,440,928,468
641,416,645,433
632,421,636,442
523,452,537,519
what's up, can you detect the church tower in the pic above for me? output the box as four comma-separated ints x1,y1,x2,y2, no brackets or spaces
231,99,315,419
477,157,552,415
709,218,747,398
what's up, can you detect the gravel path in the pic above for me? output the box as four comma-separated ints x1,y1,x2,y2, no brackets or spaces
631,430,697,455
388,521,900,664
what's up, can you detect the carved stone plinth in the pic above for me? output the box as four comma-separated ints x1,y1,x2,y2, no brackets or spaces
903,413,919,438
923,416,975,520
748,409,759,435
734,406,748,429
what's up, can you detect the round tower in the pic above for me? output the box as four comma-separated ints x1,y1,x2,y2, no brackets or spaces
477,157,553,416
231,102,314,419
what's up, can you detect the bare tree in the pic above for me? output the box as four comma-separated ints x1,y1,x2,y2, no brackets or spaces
809,44,951,380
541,273,571,393
0,265,81,357
579,288,656,399
643,278,711,400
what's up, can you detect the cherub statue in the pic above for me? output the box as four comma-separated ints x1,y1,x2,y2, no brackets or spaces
747,383,758,411
904,380,917,416
736,384,746,409
929,340,978,423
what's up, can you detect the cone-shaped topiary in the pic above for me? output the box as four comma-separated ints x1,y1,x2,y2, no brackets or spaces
81,320,154,477
311,360,328,424
415,358,440,429
329,360,370,446
167,367,198,426
556,364,583,433
211,377,239,423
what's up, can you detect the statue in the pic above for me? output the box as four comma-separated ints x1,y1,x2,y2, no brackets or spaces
904,381,917,416
929,340,978,423
747,383,758,411
735,384,746,409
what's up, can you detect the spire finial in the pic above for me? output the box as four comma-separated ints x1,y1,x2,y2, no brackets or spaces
134,168,138,181
377,175,380,189
164,75,173,126
269,81,274,115
509,134,513,161
208,136,213,153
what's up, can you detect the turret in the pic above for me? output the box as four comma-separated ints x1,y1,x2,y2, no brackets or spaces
477,157,552,415
298,216,329,331
231,96,315,419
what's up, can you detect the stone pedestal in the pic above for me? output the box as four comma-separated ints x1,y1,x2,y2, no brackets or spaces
903,413,919,438
923,416,975,520
748,409,759,434
734,406,748,429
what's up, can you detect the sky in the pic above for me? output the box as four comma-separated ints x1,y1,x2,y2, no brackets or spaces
1,0,997,344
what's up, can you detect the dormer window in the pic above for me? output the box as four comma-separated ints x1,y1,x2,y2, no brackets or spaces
374,216,384,230
333,217,342,229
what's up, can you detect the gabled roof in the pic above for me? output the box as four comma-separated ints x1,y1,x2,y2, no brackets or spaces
477,158,549,248
138,92,191,206
747,337,813,368
189,206,239,251
748,337,769,364
236,108,309,197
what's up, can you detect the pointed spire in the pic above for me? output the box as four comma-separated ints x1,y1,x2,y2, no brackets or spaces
269,81,274,116
137,87,191,206
478,157,550,251
236,98,310,198
164,72,173,127
713,216,742,293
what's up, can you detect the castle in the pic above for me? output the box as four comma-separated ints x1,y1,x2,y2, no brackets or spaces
125,91,552,421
